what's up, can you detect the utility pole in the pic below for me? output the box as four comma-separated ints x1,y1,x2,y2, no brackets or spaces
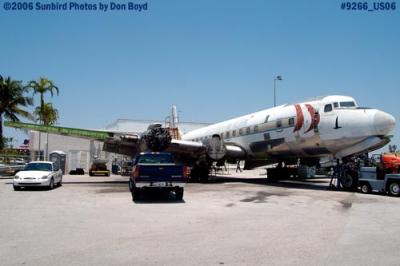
274,75,283,107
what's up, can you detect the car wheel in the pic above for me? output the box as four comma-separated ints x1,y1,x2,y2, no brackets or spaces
360,183,371,194
13,185,21,191
58,178,63,187
48,178,55,190
388,182,400,196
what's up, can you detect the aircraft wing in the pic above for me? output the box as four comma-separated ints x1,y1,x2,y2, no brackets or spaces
4,121,141,156
4,121,117,140
5,121,247,162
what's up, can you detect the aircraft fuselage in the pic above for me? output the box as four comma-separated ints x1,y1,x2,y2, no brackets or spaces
182,95,396,163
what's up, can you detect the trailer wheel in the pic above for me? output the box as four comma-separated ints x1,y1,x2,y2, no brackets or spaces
360,183,371,194
388,182,400,196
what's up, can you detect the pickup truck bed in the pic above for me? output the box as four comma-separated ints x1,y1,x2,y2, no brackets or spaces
129,152,188,201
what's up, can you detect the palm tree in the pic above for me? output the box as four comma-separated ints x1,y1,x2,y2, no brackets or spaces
33,103,59,125
25,77,59,124
34,103,59,160
0,75,33,150
26,77,59,159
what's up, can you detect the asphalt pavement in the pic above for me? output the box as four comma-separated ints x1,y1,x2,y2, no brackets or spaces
1,170,399,265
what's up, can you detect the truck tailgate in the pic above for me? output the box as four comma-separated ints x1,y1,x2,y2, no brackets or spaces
135,164,186,182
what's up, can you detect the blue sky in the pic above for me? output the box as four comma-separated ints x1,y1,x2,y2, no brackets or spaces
1,0,399,148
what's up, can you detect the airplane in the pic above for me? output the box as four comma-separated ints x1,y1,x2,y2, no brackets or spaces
5,95,396,190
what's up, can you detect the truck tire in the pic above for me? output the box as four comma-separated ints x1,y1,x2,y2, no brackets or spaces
388,181,400,196
175,188,184,200
360,182,371,194
128,179,134,192
132,188,141,201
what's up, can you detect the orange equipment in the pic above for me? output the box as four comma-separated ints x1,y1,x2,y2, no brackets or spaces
381,153,400,173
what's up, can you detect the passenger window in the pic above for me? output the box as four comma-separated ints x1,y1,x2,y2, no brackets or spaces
254,125,259,133
276,120,282,128
288,118,294,126
324,104,333,112
232,130,236,137
239,128,243,135
264,115,270,123
264,133,271,140
246,127,251,134
333,102,338,108
226,131,230,138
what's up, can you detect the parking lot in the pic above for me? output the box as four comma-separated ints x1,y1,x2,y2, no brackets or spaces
1,170,400,265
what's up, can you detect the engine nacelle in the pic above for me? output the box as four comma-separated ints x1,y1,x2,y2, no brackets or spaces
207,134,226,160
141,123,172,151
103,135,140,156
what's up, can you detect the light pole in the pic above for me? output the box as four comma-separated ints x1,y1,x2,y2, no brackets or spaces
274,75,283,107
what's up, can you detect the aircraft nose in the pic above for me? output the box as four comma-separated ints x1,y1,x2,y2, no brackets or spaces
373,110,396,136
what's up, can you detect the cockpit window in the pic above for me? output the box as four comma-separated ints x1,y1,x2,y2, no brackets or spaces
340,101,356,108
324,104,333,112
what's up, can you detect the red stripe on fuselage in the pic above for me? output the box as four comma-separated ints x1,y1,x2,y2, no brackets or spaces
305,104,315,133
293,104,304,132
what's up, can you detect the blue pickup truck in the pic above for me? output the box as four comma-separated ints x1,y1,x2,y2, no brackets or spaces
128,152,189,200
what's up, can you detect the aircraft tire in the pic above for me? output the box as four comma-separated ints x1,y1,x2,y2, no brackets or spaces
199,167,209,183
340,171,358,191
190,167,200,182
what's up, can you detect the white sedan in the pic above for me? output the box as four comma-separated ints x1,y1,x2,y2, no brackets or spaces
13,161,63,191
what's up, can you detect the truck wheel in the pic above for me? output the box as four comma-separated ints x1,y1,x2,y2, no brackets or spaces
128,179,133,192
132,188,141,201
388,182,400,196
175,188,184,200
360,183,371,194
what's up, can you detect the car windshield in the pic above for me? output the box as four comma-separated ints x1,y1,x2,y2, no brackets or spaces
137,154,174,164
24,163,52,171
